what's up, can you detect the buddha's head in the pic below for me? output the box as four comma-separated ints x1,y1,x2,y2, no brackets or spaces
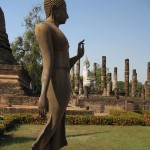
44,0,67,18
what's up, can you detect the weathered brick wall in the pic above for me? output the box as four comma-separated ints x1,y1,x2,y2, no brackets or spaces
76,96,150,113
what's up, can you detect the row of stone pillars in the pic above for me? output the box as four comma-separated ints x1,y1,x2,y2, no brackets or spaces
70,56,150,99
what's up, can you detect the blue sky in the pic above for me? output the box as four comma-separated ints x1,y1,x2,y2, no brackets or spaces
0,0,150,83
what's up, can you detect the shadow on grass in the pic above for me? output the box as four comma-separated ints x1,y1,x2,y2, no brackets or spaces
67,131,110,138
0,131,110,147
0,134,36,147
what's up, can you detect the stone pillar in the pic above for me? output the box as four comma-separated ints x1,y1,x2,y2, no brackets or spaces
113,67,117,91
131,69,137,97
93,63,97,79
93,63,97,88
70,66,75,90
75,59,80,93
124,59,129,96
84,86,88,99
101,56,106,94
147,62,150,82
79,78,83,95
145,62,150,99
107,73,112,96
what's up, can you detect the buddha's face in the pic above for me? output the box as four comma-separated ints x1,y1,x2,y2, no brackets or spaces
54,3,69,24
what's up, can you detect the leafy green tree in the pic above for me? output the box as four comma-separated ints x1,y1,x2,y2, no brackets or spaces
11,4,43,94
136,82,144,96
88,64,107,90
117,81,124,91
89,63,101,90
129,81,144,96
89,63,110,90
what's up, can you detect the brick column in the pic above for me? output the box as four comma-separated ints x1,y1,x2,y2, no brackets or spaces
70,66,75,90
145,62,150,99
131,69,137,97
93,63,97,79
79,78,83,95
147,62,150,82
101,56,106,93
93,63,97,88
113,67,117,90
75,59,80,93
107,73,112,96
124,59,129,96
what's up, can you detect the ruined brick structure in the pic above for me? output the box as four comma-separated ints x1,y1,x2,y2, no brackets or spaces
0,7,37,107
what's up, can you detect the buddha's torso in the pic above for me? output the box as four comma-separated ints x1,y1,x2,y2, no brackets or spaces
48,22,70,70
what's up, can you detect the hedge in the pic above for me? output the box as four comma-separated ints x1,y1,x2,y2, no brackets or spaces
0,111,150,139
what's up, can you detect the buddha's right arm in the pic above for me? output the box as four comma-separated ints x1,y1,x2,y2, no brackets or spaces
35,23,54,99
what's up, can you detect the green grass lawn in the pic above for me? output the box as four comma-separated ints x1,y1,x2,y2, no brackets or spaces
0,125,150,150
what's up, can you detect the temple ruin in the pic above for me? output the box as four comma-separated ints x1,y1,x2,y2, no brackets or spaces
0,7,38,112
71,56,150,113
0,6,150,115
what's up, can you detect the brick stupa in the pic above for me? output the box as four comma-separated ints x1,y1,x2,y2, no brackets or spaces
0,7,38,111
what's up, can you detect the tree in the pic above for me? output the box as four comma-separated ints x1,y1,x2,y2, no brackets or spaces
117,81,124,91
11,4,43,94
89,63,101,90
129,81,144,96
136,82,144,96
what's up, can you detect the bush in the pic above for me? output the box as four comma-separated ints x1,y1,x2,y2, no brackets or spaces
65,115,146,126
0,111,150,139
110,109,142,118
